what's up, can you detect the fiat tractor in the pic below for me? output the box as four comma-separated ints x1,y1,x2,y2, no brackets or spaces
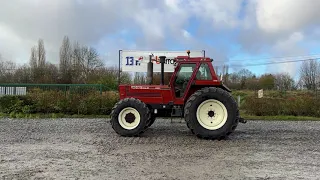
110,50,246,140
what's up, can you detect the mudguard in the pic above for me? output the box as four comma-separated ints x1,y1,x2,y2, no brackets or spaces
220,83,232,92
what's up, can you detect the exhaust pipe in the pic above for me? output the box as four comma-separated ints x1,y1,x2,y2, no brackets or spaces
159,56,166,85
147,54,153,85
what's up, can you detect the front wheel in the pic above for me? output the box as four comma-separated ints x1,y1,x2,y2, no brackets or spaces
110,98,151,136
184,87,239,140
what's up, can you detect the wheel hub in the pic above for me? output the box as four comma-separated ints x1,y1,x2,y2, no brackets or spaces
196,99,228,130
208,110,215,118
118,107,141,130
125,112,135,123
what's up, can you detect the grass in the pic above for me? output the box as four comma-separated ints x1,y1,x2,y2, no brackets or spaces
239,109,320,121
241,114,320,121
0,112,110,119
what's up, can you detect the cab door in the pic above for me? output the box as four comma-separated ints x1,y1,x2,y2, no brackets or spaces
170,62,199,105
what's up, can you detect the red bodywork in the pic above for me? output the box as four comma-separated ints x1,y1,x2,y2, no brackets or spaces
119,56,228,107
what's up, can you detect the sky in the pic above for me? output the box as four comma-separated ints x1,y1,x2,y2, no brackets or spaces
1,0,320,79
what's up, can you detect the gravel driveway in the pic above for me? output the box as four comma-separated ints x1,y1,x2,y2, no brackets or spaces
0,118,319,179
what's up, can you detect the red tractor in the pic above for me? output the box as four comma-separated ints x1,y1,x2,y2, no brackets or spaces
110,51,246,140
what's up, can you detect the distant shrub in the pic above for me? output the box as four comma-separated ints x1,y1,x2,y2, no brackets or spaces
242,94,320,117
0,95,35,114
0,89,120,116
242,96,282,116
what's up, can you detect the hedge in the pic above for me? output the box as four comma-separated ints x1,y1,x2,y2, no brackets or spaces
1,89,320,118
242,95,320,117
0,89,119,116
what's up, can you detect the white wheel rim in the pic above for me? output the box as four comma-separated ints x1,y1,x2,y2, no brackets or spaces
196,99,228,130
118,107,141,130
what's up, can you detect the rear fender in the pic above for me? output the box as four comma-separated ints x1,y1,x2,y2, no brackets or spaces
185,84,231,103
219,84,231,92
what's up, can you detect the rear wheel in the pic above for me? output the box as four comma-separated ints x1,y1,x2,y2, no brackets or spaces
110,98,151,136
184,87,239,140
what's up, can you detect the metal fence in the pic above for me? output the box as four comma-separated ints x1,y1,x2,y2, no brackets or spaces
0,83,108,96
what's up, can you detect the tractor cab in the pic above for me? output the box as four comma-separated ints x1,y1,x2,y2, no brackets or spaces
171,55,220,99
118,51,230,107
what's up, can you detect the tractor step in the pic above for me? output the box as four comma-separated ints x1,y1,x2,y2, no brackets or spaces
171,106,183,117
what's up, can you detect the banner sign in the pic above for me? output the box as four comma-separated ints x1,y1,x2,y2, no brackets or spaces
120,50,204,72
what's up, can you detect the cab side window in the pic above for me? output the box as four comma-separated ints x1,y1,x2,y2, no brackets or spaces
196,63,212,80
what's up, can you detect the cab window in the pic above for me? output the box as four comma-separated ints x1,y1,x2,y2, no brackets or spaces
196,63,212,80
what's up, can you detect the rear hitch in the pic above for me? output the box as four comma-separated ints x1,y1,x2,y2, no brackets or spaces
239,117,247,124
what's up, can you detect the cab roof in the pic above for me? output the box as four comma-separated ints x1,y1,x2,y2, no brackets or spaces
175,56,213,62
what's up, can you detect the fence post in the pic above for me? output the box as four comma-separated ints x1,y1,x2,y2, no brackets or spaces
238,95,241,108
65,85,67,97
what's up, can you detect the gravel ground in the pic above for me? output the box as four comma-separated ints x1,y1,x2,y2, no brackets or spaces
0,118,320,180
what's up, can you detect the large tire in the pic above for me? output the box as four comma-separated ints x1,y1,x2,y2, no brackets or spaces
184,87,239,140
110,98,151,136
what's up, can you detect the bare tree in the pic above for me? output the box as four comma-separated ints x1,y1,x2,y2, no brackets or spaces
28,39,47,83
71,42,82,83
44,62,59,83
133,72,146,85
37,39,46,68
237,69,255,89
29,47,37,69
299,59,320,91
0,60,17,83
274,73,295,91
13,65,32,83
29,46,39,83
37,39,46,83
59,36,73,83
72,42,103,83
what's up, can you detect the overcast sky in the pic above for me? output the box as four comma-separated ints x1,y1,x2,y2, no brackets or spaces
1,0,320,77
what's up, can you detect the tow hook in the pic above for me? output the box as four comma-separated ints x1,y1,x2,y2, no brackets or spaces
239,117,247,124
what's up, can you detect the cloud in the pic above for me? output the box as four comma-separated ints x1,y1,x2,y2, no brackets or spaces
256,0,320,33
0,0,143,63
188,0,244,29
269,32,306,77
245,0,320,76
0,0,244,63
273,32,304,53
0,23,34,63
236,0,320,75
0,0,320,78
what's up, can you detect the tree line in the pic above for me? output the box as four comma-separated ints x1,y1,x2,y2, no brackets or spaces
222,59,320,91
0,36,132,90
0,36,320,91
